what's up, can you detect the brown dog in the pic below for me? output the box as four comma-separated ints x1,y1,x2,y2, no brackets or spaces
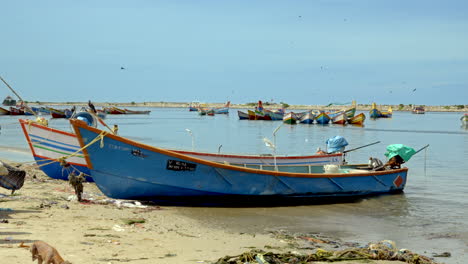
30,241,71,264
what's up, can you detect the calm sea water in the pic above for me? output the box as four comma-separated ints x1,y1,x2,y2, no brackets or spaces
1,108,467,263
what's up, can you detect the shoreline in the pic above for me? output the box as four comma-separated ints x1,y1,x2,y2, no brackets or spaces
18,101,468,112
0,161,443,264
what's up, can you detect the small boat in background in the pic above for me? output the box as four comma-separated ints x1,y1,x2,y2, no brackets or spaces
31,106,51,115
315,111,331,124
206,109,215,116
265,110,284,121
461,114,468,126
331,111,347,125
237,110,249,120
0,107,10,115
50,108,67,118
213,101,230,114
412,106,425,114
124,109,151,115
370,103,392,118
198,108,207,115
299,111,315,124
189,101,201,111
348,113,366,125
380,107,393,118
9,106,25,115
104,106,126,115
283,112,298,124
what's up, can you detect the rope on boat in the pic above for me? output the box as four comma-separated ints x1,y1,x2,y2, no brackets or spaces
35,130,108,168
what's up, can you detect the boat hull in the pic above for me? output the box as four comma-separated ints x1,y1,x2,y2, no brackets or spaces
0,107,10,115
19,119,93,181
237,110,249,120
283,112,297,124
299,112,315,124
331,112,347,125
315,112,331,124
461,114,468,126
71,120,409,205
348,113,366,125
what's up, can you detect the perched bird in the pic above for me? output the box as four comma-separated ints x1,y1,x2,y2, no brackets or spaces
88,100,97,113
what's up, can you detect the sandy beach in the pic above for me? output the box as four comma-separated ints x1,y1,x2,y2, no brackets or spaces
0,161,442,264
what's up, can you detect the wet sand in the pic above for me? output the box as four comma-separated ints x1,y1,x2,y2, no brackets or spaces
0,161,436,264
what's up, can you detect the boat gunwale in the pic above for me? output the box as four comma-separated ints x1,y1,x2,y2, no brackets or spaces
71,119,408,179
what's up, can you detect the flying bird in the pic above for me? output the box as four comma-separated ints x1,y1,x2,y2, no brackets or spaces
412,88,417,92
121,67,125,70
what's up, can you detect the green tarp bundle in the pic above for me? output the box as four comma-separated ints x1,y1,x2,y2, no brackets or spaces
384,144,416,162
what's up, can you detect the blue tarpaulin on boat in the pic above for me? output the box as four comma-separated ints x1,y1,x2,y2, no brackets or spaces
326,136,348,153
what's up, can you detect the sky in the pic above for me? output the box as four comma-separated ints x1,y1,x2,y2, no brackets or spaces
1,0,467,106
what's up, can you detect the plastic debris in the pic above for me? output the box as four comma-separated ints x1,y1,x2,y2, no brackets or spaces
112,225,125,232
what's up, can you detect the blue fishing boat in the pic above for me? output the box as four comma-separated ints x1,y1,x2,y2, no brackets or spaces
70,119,410,205
370,103,392,118
315,111,331,124
299,111,315,124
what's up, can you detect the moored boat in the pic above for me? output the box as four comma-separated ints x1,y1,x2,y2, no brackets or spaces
9,106,25,115
380,106,393,118
315,111,331,124
102,106,126,114
70,119,411,205
331,111,347,125
188,101,201,111
19,119,93,182
461,114,468,126
370,103,392,118
283,112,298,124
265,110,284,121
213,101,230,114
412,106,425,114
369,103,381,118
237,110,249,120
347,113,366,125
50,108,67,118
124,109,151,115
299,111,315,124
0,107,10,115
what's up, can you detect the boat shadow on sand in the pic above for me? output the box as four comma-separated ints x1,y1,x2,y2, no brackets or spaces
136,190,406,208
